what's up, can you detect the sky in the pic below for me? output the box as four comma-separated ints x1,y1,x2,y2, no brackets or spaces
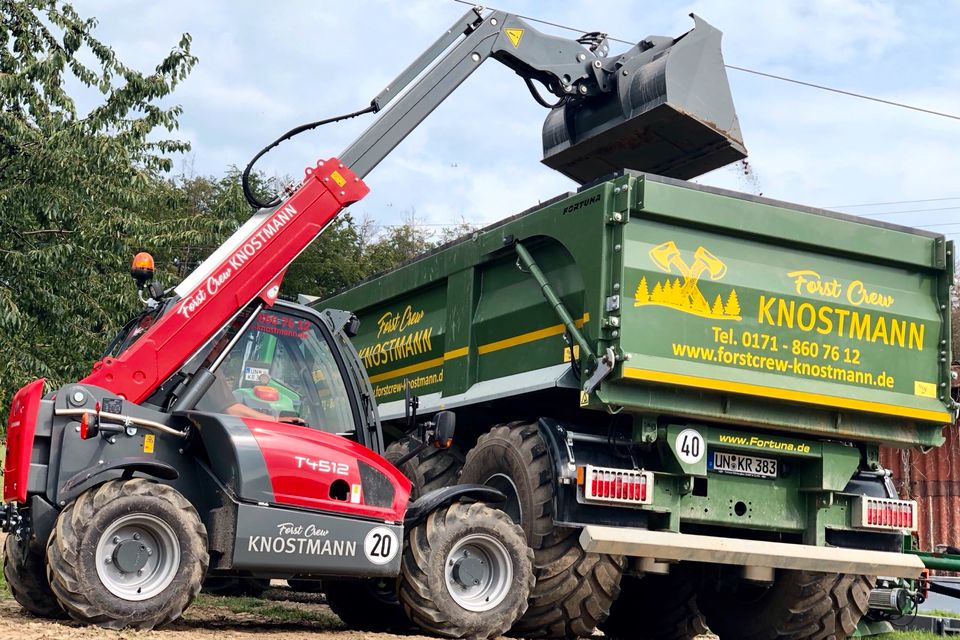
70,0,960,243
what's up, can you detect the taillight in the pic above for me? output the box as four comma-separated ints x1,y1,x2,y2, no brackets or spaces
580,465,653,506
853,496,917,531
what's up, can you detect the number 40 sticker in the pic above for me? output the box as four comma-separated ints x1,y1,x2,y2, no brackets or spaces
675,428,704,465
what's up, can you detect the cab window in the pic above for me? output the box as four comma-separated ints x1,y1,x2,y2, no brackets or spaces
196,310,356,435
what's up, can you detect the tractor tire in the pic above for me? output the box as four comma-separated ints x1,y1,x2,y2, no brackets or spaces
384,436,462,499
202,576,270,597
399,501,533,639
46,479,208,630
459,422,624,638
324,577,417,633
3,533,68,619
698,569,873,640
600,570,707,640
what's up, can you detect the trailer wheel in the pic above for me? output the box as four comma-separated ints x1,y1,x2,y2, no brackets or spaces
599,570,707,640
46,479,208,629
324,578,417,633
399,501,533,639
202,576,270,597
459,422,625,638
698,569,872,640
3,533,68,619
384,436,462,499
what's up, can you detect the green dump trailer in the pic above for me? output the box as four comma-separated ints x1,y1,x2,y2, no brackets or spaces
316,172,955,640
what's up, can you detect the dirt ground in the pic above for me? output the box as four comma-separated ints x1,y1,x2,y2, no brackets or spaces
0,589,721,640
0,590,438,640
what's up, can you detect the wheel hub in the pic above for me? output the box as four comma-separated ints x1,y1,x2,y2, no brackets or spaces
95,513,180,601
112,539,150,574
451,554,486,588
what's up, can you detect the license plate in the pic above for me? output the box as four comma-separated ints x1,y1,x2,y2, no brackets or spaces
708,451,777,478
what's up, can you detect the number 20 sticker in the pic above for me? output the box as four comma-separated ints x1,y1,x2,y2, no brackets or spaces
675,428,704,464
364,527,399,565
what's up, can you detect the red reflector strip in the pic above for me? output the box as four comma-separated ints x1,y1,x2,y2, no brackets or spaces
854,496,917,531
582,466,654,506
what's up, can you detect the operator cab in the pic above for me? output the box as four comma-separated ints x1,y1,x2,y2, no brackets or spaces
195,305,357,437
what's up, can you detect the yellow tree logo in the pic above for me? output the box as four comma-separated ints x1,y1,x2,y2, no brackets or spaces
634,241,741,320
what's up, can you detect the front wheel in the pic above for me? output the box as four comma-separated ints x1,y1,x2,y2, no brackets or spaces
399,501,534,639
3,533,67,619
46,479,208,629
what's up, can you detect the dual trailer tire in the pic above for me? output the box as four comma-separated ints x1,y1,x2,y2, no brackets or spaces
459,422,625,639
600,570,707,640
697,569,873,640
384,436,462,499
45,479,208,630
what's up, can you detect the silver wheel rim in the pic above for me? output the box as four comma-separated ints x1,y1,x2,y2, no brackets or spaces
95,513,180,601
444,533,513,612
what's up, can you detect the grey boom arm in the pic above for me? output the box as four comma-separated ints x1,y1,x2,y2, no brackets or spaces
341,7,618,178
339,6,746,184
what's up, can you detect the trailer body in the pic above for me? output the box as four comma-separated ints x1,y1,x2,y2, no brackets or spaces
319,172,953,558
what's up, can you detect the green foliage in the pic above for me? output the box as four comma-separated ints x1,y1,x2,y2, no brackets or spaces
0,2,475,436
0,2,206,415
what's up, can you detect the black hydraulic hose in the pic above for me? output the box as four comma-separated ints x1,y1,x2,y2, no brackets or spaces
524,77,568,109
241,104,378,210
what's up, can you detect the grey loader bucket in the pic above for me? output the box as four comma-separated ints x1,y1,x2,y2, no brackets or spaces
541,15,746,183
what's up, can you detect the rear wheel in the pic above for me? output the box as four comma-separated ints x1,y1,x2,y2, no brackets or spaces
459,422,624,638
384,436,462,499
3,533,67,619
698,569,872,640
600,570,707,640
46,479,208,629
399,502,533,639
324,577,416,633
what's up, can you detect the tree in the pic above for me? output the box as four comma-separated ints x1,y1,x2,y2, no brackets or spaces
724,289,741,317
711,295,724,316
362,209,437,277
0,2,201,417
634,276,649,305
281,213,368,300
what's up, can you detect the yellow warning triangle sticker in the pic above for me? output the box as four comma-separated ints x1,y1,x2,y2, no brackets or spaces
505,28,524,48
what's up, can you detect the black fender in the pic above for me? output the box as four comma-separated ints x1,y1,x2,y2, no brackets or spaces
61,457,179,493
403,484,505,528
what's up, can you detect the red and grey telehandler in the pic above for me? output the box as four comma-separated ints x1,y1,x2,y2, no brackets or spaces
1,7,743,637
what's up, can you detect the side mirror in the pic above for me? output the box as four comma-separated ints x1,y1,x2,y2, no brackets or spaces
432,411,456,449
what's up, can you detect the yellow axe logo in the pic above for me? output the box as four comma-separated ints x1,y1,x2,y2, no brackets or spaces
635,241,741,320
